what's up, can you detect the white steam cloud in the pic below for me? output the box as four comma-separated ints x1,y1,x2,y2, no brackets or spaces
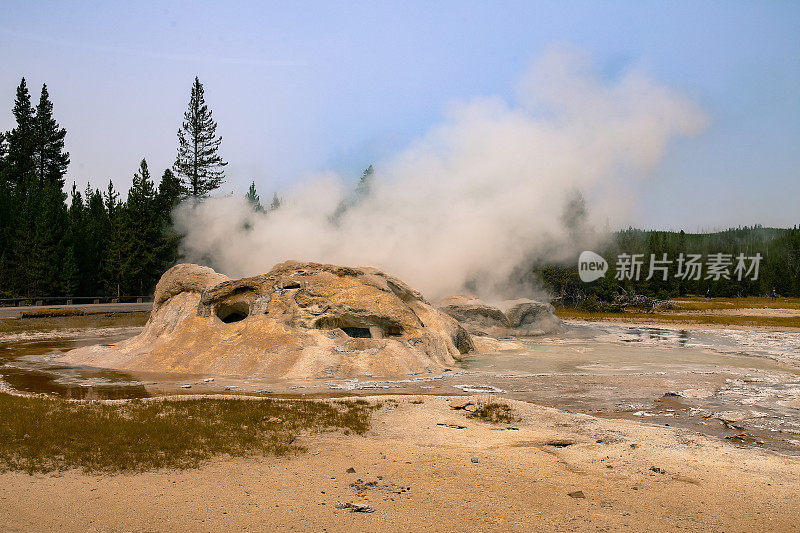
175,48,708,300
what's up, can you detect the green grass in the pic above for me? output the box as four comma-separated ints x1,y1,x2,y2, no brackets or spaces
466,399,520,425
0,393,376,474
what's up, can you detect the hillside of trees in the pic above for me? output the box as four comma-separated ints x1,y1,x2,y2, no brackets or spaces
1,78,798,301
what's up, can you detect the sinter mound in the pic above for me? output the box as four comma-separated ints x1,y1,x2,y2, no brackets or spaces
60,262,474,379
436,295,562,337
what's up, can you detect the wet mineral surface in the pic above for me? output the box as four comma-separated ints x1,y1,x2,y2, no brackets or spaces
2,321,798,454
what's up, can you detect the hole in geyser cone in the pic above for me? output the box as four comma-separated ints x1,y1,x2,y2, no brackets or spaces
341,327,372,338
216,301,250,324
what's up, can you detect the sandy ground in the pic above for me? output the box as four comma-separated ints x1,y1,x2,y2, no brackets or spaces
1,395,798,532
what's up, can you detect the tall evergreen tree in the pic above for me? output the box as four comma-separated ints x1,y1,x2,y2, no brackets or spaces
33,84,69,188
29,183,68,295
102,180,124,297
330,164,374,224
157,167,185,207
5,78,36,195
65,183,86,295
173,77,227,197
156,168,184,271
3,80,38,295
83,186,108,295
269,192,282,211
245,181,263,211
355,164,374,197
123,159,161,294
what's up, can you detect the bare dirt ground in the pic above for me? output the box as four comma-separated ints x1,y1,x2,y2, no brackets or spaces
1,395,798,532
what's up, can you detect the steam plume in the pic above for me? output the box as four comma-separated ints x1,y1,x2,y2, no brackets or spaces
174,48,708,300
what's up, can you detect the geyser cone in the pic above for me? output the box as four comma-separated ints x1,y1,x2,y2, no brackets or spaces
60,262,474,379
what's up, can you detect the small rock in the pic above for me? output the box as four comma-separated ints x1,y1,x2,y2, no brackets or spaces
448,398,474,410
568,491,585,499
203,378,215,382
181,384,191,389
650,466,666,474
471,458,479,463
346,467,356,473
436,423,467,429
546,439,574,448
336,502,374,513
464,404,477,412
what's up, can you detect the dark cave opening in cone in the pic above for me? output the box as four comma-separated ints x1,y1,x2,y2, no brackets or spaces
216,301,250,324
341,327,372,338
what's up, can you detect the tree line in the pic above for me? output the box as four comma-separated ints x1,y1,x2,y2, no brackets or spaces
538,225,800,304
0,77,227,298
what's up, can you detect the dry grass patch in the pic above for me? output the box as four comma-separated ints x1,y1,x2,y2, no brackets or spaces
673,296,800,311
466,399,520,425
0,393,376,474
0,312,149,335
19,308,85,319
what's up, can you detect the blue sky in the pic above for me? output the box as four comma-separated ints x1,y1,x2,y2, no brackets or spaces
1,1,798,230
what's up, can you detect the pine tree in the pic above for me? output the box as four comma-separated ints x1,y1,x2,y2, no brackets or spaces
245,181,263,211
2,80,36,295
269,192,282,211
29,183,68,295
173,77,227,197
33,84,69,188
355,164,374,197
5,78,37,297
157,168,185,208
102,180,124,297
3,80,71,297
5,78,36,196
60,243,80,296
156,168,183,271
330,164,374,224
122,159,162,294
83,187,107,295
67,182,87,295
